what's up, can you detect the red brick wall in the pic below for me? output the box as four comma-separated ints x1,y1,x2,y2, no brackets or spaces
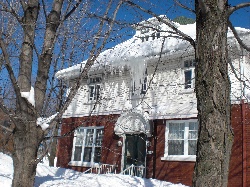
56,115,123,172
57,103,250,186
228,104,243,187
146,119,195,186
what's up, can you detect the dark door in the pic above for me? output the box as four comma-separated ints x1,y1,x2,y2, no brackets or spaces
124,134,146,177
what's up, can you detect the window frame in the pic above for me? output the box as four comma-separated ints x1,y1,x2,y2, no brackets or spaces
69,126,104,167
183,59,196,89
161,119,198,162
88,77,101,101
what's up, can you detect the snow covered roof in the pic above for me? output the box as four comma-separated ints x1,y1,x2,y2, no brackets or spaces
55,16,250,81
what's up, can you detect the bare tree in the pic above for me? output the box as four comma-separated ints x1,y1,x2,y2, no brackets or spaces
125,0,250,186
0,0,123,186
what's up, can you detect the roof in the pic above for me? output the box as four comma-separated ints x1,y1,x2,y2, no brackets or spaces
55,17,250,80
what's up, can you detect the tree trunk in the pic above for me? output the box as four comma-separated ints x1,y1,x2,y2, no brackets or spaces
193,1,234,186
12,101,43,187
12,126,43,187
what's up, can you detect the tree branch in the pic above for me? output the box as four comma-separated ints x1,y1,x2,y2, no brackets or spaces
63,0,82,21
229,2,250,15
0,36,22,103
0,102,17,128
45,0,123,133
0,123,13,132
125,1,196,48
174,0,195,13
228,21,250,52
0,2,22,23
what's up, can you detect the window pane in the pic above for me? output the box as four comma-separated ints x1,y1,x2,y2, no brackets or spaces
188,122,198,139
85,129,94,146
74,146,82,161
185,70,192,89
94,147,102,163
96,129,104,146
169,123,184,139
89,86,95,100
188,140,197,155
83,147,92,162
96,85,100,100
168,140,184,155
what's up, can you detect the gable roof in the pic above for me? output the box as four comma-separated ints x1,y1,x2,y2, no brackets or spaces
55,16,250,81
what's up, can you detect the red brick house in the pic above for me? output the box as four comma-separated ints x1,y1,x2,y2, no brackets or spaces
56,17,250,186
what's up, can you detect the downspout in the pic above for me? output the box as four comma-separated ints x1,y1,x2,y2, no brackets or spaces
241,99,247,187
152,120,157,178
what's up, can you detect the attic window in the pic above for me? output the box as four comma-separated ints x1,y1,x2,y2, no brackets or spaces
141,28,149,34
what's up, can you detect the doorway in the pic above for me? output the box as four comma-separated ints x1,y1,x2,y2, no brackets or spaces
123,134,146,177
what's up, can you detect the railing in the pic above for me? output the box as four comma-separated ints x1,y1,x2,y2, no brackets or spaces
120,164,145,178
83,164,117,174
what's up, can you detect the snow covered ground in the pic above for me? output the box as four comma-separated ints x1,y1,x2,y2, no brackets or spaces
0,152,188,187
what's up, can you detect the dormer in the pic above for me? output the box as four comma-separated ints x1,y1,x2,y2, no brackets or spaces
133,15,178,43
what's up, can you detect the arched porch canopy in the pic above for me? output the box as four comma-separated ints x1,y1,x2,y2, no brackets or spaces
114,112,151,137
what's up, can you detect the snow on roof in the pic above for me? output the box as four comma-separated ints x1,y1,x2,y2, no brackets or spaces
55,18,196,80
55,16,250,81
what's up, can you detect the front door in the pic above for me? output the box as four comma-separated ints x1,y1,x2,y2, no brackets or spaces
124,134,146,177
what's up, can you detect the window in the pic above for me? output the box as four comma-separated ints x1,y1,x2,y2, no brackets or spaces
184,59,195,89
184,70,192,89
88,77,101,100
163,119,198,161
71,126,104,166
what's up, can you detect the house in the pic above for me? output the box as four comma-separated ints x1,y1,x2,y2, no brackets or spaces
56,16,250,186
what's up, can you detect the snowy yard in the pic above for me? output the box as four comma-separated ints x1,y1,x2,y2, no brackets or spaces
0,152,188,187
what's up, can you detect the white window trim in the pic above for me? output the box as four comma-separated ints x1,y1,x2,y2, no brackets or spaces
69,126,104,167
161,119,198,162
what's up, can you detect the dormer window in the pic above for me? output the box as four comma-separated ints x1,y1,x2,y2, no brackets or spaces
88,77,101,101
141,27,149,34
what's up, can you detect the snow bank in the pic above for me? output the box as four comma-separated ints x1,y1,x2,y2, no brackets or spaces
0,152,188,187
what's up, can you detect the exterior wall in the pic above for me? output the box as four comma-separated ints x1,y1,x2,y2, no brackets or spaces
146,119,195,185
57,103,250,186
56,115,123,172
63,58,198,120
